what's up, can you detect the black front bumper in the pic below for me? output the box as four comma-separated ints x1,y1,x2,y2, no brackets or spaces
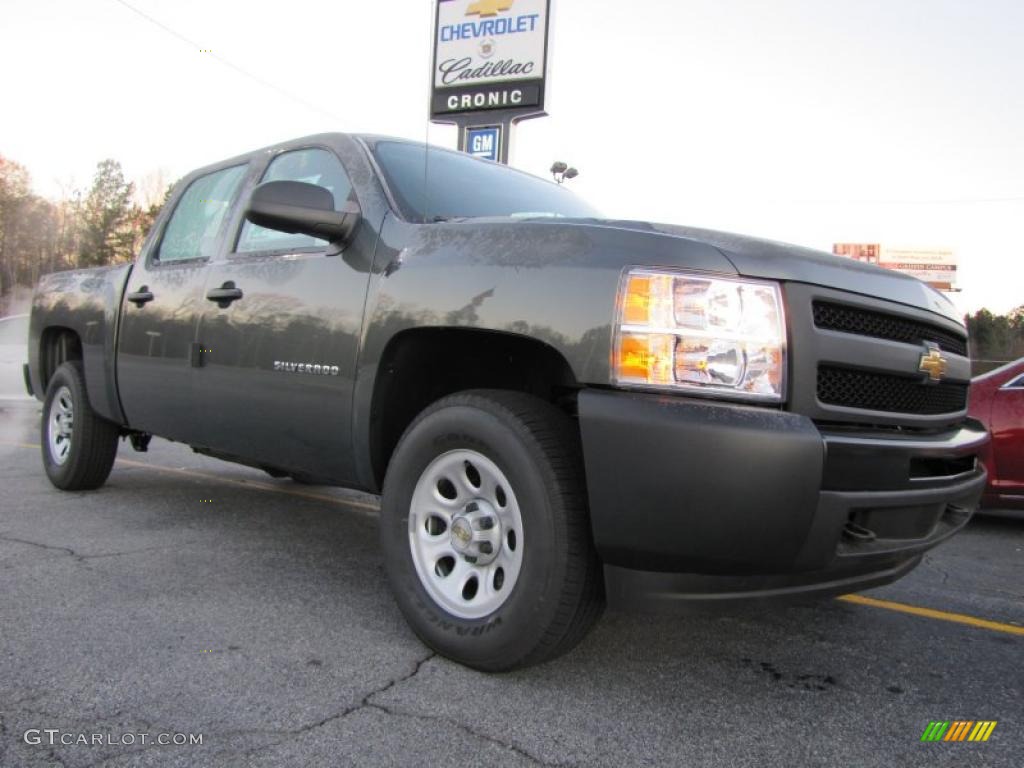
578,389,988,609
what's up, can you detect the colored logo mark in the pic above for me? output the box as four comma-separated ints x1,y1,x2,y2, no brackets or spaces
918,345,948,382
467,126,501,161
920,721,997,742
467,0,514,17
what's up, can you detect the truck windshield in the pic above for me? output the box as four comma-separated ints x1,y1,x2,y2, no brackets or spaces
371,140,602,223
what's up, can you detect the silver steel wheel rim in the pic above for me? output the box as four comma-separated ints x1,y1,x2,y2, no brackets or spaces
409,449,524,620
48,385,74,466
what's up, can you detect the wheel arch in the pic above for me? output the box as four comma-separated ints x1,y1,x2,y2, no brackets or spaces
38,326,83,390
367,327,580,491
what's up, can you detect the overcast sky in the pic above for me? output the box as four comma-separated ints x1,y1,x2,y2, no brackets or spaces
2,0,1022,314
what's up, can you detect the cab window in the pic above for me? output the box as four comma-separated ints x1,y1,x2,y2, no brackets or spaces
371,140,602,222
156,165,247,263
236,148,353,254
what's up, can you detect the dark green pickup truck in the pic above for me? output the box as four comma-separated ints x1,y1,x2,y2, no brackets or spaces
26,133,988,670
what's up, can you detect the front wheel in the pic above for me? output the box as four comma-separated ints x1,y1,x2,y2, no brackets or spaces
41,361,120,490
380,390,604,672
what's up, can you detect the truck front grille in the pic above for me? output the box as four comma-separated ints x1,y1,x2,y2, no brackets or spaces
817,365,969,415
813,301,968,357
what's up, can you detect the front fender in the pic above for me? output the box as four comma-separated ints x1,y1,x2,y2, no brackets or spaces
349,215,736,488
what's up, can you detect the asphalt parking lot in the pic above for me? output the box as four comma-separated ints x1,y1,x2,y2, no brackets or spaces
1,398,1021,768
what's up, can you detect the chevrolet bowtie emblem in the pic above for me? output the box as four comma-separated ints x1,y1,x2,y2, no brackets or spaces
467,0,514,17
919,345,948,382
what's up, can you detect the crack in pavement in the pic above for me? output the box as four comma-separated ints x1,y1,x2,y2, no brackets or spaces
221,652,440,763
924,555,951,586
0,533,178,564
230,651,567,768
10,653,568,768
0,533,78,559
285,651,440,735
363,701,570,768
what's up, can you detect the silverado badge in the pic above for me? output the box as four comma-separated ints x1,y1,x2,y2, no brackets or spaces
273,361,340,376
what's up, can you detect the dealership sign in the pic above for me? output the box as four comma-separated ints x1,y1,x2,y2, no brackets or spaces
833,244,958,291
431,0,551,119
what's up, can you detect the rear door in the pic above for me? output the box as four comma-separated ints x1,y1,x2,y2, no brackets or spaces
116,164,249,442
193,146,374,482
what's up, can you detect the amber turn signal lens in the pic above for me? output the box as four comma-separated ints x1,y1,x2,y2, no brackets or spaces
623,275,651,325
617,333,674,385
623,273,673,327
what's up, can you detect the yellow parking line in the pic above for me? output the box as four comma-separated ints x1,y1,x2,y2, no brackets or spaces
4,441,40,450
1,440,379,515
838,594,1024,637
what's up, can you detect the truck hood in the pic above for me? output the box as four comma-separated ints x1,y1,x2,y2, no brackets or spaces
566,218,963,325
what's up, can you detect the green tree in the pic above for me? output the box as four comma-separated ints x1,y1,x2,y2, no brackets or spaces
966,307,1024,374
79,159,135,267
130,181,175,255
0,155,32,296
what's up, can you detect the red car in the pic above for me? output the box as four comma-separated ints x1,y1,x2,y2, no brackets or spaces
969,358,1024,511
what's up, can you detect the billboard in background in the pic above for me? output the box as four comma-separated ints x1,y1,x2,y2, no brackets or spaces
431,0,551,119
833,244,958,291
833,243,881,264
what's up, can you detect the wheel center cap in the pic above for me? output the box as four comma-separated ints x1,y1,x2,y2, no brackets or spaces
451,519,473,548
449,499,502,565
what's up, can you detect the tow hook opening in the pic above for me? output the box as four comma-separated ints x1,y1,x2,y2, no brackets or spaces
843,521,877,543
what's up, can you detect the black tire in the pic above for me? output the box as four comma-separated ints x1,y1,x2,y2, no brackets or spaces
380,389,604,672
41,361,120,490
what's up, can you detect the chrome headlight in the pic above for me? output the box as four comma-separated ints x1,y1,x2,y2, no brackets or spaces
614,268,787,402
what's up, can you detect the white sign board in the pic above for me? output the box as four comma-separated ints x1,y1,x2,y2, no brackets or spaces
879,246,957,288
431,0,551,119
833,244,958,290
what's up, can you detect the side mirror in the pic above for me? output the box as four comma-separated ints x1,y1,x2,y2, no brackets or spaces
244,180,360,244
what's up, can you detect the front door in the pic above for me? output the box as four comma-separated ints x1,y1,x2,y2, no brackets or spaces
991,374,1024,496
193,147,374,482
117,163,249,443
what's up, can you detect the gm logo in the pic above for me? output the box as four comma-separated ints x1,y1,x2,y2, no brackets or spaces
466,126,501,161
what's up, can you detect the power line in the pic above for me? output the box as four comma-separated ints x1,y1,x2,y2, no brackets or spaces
777,193,1024,206
820,195,1024,205
110,0,342,124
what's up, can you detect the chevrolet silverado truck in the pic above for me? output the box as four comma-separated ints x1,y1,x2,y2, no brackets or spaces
26,133,989,671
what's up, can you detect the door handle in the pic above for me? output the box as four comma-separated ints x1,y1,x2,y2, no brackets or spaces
126,286,154,306
206,282,243,308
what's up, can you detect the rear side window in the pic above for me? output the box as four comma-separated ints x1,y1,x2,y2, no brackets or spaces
235,148,353,254
157,165,247,263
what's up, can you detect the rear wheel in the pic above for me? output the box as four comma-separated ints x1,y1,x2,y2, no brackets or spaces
380,390,604,672
41,361,120,490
